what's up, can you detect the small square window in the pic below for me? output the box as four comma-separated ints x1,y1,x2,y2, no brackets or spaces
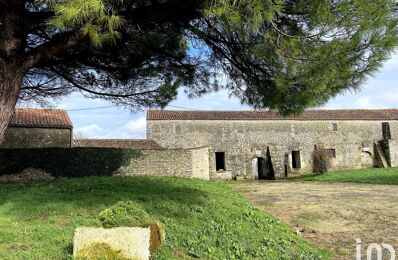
327,148,336,158
332,123,338,131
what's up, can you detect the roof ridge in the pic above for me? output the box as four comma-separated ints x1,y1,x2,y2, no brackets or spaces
72,139,161,149
148,108,398,112
10,108,72,128
147,109,398,121
15,107,67,111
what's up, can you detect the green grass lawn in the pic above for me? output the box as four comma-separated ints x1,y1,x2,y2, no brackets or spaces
0,176,329,259
291,167,398,185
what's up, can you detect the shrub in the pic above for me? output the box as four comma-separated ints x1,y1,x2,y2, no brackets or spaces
98,201,153,228
312,148,331,175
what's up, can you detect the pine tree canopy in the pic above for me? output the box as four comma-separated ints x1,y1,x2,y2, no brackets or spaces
2,0,398,114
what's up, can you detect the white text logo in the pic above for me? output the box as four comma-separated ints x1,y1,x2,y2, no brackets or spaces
356,238,396,260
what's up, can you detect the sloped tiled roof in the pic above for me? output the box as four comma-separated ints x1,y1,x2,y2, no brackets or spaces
10,108,72,129
147,109,398,121
73,139,162,149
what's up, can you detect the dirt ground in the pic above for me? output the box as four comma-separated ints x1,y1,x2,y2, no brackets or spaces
234,181,398,259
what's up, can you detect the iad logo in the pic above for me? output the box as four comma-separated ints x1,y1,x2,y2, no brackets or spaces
356,238,396,260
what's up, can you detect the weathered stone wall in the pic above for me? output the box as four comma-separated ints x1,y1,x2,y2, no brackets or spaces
148,120,398,178
0,127,71,148
386,140,398,167
191,147,210,180
120,147,210,180
0,147,210,180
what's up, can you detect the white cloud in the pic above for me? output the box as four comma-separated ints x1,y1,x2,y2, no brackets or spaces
89,117,147,139
120,117,146,138
354,97,372,108
74,117,147,139
74,124,105,138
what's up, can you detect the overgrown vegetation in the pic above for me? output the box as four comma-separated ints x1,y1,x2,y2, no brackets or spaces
99,201,154,228
76,243,129,260
0,176,330,259
291,167,398,185
312,148,331,175
0,148,140,177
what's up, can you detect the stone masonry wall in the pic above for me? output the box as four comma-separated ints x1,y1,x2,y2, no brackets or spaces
0,147,210,180
387,140,398,167
1,127,72,148
191,147,210,180
147,120,398,179
120,147,210,180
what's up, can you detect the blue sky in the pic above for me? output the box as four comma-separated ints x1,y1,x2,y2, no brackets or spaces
44,53,398,139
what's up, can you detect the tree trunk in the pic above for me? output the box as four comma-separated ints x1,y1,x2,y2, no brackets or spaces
0,1,26,144
0,63,23,143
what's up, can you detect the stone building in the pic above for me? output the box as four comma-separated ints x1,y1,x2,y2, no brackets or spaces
4,107,398,181
72,139,210,180
1,108,73,148
0,109,210,180
147,109,398,179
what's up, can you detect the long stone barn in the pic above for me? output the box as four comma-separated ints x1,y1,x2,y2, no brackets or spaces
146,109,398,180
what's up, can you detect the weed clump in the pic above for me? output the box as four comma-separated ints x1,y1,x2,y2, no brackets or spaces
99,201,153,228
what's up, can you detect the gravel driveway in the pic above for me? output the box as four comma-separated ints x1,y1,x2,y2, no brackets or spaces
234,181,398,259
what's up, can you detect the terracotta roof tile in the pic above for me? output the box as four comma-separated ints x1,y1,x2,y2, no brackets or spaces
147,109,398,121
73,139,162,149
10,108,72,128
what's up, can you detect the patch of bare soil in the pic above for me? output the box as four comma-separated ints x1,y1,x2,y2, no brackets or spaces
234,181,398,259
0,168,55,183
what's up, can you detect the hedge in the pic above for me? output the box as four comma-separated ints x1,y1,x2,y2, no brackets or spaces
0,148,142,177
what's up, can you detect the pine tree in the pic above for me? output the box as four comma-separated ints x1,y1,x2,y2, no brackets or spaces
0,0,397,141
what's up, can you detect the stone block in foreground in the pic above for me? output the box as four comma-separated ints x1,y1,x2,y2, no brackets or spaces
73,227,151,260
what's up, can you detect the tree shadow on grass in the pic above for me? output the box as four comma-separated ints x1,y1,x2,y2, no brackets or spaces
0,176,211,222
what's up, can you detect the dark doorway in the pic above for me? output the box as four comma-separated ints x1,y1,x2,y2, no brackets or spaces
215,152,226,171
255,148,275,180
292,151,301,169
382,122,391,140
257,157,266,179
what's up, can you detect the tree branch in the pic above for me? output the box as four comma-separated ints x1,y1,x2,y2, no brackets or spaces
122,0,201,26
52,67,159,98
26,11,55,26
23,30,86,69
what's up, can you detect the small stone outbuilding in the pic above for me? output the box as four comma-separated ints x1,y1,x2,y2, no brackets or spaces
72,139,210,180
0,108,72,148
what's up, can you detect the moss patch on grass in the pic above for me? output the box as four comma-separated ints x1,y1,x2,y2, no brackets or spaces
0,176,330,259
76,242,130,260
